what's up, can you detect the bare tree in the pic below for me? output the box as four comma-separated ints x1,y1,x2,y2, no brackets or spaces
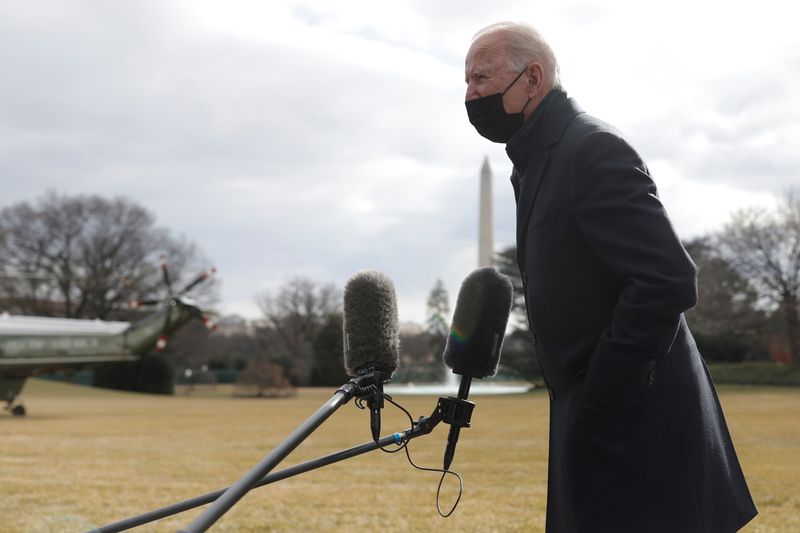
0,192,216,319
684,237,768,361
717,191,800,363
256,278,341,385
685,238,761,333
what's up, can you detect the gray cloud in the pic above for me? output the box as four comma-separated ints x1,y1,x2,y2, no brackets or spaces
2,1,796,321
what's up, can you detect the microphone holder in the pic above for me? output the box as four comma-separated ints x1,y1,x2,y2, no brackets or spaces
353,367,387,442
442,375,476,470
91,387,473,532
439,391,475,432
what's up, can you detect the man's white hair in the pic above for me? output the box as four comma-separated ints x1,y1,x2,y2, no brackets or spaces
472,22,562,90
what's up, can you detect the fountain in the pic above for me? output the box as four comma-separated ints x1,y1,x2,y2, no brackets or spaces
384,368,531,396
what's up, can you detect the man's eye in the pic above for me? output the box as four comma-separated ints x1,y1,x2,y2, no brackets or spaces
466,72,489,84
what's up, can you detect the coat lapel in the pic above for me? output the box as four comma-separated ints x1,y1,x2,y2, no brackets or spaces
515,146,550,273
507,92,584,274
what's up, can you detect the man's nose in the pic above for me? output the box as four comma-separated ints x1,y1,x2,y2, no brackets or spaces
465,84,480,102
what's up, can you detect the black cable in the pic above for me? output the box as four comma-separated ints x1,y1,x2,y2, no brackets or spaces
354,385,411,453
353,387,464,516
374,390,413,454
401,445,464,517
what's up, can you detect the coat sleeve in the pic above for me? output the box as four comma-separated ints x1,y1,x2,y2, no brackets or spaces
571,130,698,406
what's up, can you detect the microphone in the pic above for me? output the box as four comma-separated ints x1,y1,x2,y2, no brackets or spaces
342,270,400,441
441,267,513,470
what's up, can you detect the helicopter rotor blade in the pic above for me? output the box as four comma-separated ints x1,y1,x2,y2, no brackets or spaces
202,314,218,331
179,300,217,331
178,267,217,297
156,299,174,352
156,334,168,352
129,299,160,309
160,256,174,295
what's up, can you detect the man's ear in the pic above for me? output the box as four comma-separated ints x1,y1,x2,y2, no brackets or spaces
526,62,545,97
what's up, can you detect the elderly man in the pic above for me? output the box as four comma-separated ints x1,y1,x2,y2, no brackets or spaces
465,22,757,532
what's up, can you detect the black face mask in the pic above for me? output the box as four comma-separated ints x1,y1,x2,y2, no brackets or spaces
466,69,531,143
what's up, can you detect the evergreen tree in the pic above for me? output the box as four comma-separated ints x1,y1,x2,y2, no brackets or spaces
425,279,450,379
310,313,349,386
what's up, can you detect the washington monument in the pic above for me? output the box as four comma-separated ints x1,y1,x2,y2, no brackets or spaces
478,156,493,268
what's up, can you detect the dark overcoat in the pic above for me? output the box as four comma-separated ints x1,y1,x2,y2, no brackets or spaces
507,90,757,532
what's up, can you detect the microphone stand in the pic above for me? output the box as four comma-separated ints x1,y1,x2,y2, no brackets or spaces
91,393,470,532
174,370,385,533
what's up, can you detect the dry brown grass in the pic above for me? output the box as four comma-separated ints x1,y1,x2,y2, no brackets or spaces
0,380,797,532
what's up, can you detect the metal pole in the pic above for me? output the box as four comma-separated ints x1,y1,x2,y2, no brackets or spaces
91,396,448,532
91,435,398,532
89,385,452,533
178,390,350,533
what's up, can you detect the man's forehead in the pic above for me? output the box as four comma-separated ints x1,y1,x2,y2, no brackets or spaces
466,33,507,68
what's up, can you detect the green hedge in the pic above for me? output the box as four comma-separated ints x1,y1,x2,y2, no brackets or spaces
707,362,800,386
93,354,174,395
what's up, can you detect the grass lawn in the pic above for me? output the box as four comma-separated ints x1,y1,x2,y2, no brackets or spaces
1,380,798,532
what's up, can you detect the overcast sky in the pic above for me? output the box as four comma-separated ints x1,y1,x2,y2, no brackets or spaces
1,0,797,323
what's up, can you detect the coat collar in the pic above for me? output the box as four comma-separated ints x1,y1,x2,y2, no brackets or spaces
506,89,583,172
507,90,583,274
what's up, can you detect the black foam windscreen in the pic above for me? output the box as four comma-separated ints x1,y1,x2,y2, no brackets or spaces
342,270,400,377
442,267,513,378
